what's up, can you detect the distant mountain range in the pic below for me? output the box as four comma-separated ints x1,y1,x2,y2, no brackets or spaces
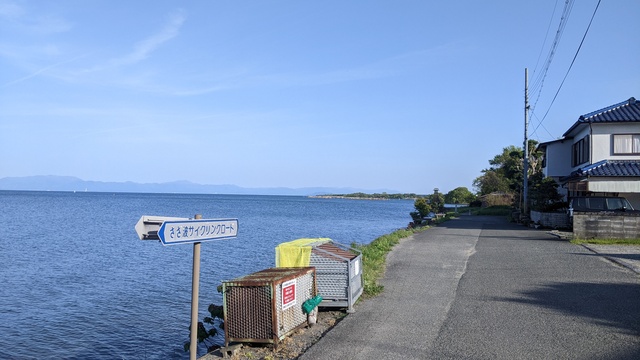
0,175,397,196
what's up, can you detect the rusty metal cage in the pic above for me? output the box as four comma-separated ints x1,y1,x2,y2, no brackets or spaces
309,242,363,312
222,267,316,346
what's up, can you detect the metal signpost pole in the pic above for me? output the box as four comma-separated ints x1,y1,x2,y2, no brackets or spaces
189,214,202,360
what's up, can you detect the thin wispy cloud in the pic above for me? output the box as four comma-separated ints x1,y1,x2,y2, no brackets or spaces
172,84,233,96
167,51,422,97
155,67,381,97
0,1,24,18
116,9,186,66
28,14,72,34
83,9,187,73
2,52,89,87
275,46,457,86
173,46,450,95
0,0,71,34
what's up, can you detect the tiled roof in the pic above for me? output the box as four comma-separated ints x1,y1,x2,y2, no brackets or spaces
580,97,640,122
572,160,640,177
563,97,640,137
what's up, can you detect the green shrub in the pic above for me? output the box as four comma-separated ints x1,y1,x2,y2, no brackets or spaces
184,298,224,352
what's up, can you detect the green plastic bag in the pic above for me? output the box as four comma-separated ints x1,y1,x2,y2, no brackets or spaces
302,295,323,314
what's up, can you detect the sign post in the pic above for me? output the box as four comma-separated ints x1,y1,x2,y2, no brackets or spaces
189,214,202,360
135,214,238,360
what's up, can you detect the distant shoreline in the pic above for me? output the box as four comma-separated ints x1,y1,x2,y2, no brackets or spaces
309,193,420,201
0,175,399,197
309,195,390,200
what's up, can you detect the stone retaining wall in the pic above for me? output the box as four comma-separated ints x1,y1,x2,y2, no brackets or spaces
573,212,640,239
530,210,571,229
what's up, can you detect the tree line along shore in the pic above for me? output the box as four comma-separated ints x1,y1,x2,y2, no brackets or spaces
309,193,421,200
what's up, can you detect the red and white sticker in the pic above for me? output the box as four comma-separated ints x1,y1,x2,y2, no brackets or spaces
282,279,296,310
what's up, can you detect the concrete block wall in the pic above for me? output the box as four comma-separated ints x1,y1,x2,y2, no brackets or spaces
530,211,571,229
573,212,640,239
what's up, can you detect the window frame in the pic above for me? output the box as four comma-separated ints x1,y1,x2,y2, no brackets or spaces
572,135,589,167
612,134,640,155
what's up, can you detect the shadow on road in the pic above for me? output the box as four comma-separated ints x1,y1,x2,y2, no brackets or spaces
493,281,640,335
578,252,640,261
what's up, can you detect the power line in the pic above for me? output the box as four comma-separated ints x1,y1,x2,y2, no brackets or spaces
531,0,560,77
531,0,602,137
530,0,575,113
529,111,558,141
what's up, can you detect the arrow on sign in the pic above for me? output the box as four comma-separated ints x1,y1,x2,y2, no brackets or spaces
135,215,189,240
157,218,238,245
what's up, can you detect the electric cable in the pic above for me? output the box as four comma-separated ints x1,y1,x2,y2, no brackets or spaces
532,0,560,77
531,0,601,137
530,0,575,112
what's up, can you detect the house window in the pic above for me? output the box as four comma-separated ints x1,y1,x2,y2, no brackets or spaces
572,135,589,167
613,134,640,154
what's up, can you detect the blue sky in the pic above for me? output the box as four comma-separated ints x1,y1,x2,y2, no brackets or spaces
1,0,638,194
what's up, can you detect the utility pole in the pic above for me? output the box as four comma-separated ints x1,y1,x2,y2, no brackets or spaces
523,68,530,218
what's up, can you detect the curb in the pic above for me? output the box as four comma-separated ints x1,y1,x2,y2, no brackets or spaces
581,244,640,275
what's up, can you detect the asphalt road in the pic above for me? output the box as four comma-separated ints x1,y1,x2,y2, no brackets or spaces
301,215,640,360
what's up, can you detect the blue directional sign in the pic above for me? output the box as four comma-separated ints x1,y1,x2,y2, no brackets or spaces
157,218,238,246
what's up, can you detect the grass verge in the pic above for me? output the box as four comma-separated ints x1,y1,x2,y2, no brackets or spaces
571,238,640,245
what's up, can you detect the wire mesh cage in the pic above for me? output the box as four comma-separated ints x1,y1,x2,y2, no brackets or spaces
309,241,363,312
222,267,316,346
276,239,363,312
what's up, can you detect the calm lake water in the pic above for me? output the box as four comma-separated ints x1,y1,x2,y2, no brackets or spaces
0,191,414,359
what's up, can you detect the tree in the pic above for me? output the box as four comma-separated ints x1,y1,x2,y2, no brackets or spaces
413,198,431,218
473,170,509,195
430,190,444,213
410,197,432,224
473,141,542,197
473,140,563,213
528,172,566,211
472,145,523,196
445,187,475,204
491,145,524,193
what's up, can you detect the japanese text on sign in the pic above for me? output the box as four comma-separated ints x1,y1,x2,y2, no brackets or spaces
282,279,297,310
168,223,235,239
157,219,238,245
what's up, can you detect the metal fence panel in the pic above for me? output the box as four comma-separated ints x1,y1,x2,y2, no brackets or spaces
223,267,316,346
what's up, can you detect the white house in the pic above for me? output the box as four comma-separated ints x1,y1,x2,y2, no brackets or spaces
538,97,640,209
